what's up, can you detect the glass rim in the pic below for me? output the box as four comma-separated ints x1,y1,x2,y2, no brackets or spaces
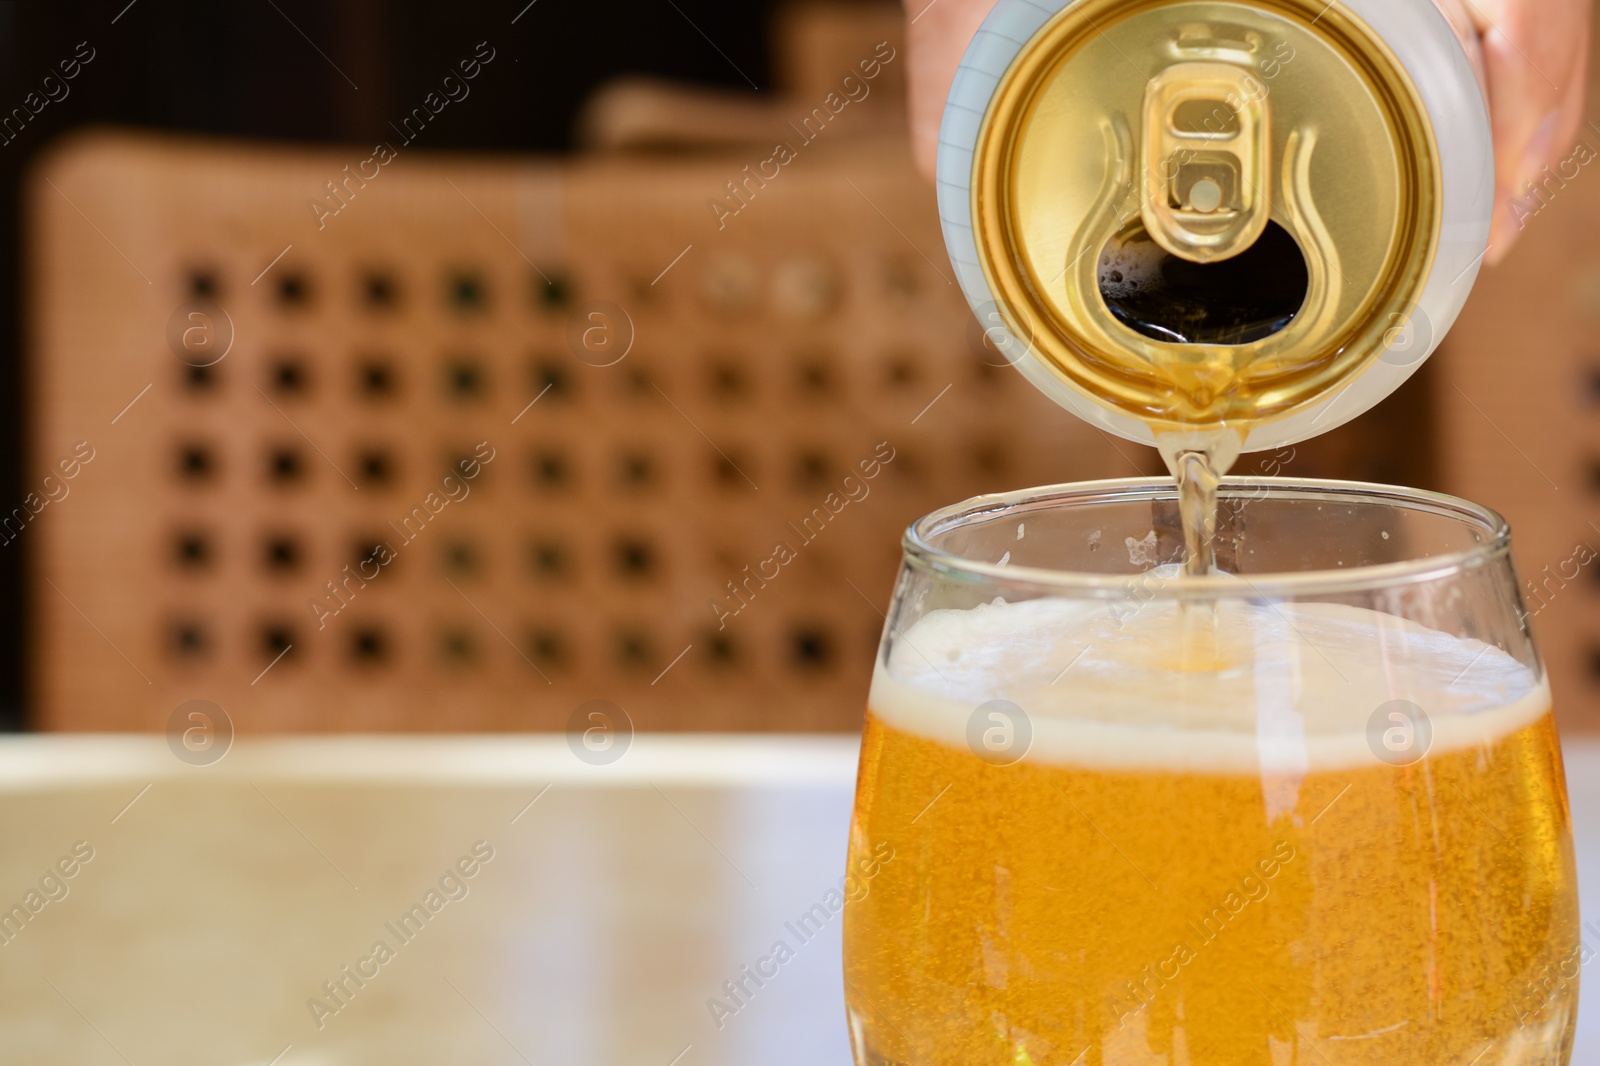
904,477,1512,598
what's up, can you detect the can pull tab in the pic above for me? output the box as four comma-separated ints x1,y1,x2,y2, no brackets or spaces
1140,62,1270,264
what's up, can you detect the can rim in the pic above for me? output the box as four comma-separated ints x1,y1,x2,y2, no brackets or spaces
968,0,1440,434
903,477,1510,597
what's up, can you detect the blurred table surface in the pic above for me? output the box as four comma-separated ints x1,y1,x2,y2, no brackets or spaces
0,733,1594,1066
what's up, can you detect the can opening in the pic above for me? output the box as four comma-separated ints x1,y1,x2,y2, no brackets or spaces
1097,220,1309,345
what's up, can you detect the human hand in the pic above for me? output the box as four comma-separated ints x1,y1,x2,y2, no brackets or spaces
903,0,1592,265
1433,0,1590,262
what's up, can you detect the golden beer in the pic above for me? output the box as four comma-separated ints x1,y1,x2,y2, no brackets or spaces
844,596,1580,1065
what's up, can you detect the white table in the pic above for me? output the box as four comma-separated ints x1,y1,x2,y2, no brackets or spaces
0,734,1593,1065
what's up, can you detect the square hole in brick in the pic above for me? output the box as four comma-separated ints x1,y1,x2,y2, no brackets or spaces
445,447,490,483
888,449,922,483
363,271,399,310
176,442,218,484
266,446,307,486
526,627,569,671
276,272,312,309
358,358,399,399
262,533,302,574
973,361,1004,387
443,540,480,576
703,630,741,669
792,449,834,490
796,356,837,398
173,531,213,571
537,273,571,311
440,626,479,665
185,363,220,393
711,449,755,491
448,272,488,313
613,536,658,582
352,535,393,573
530,449,574,492
532,359,572,401
616,451,657,492
189,269,220,299
789,624,833,672
270,357,310,396
707,360,750,403
350,625,391,666
260,623,298,663
529,538,573,581
614,628,654,672
972,440,1009,477
447,358,488,401
620,364,654,398
883,353,919,389
884,259,920,302
170,619,211,660
356,447,396,488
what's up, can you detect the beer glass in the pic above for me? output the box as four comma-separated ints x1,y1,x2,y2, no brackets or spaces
844,478,1578,1066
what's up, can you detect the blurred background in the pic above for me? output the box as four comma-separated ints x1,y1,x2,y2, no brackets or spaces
1,0,1593,734
4,5,1600,1063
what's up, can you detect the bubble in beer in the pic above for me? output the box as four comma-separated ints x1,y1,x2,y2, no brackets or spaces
566,699,634,765
965,699,1032,766
1366,698,1433,765
165,699,234,766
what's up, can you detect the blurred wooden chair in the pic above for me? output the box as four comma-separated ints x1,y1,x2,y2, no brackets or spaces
26,5,1148,732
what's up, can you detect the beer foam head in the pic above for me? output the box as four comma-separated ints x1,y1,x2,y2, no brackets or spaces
869,585,1546,773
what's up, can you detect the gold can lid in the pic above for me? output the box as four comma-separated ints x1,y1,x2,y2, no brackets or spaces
969,0,1441,435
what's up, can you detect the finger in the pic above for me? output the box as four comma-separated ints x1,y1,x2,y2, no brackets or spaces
905,0,997,179
1486,55,1588,259
1466,0,1591,261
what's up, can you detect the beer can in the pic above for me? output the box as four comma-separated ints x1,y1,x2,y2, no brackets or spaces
940,0,1492,451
